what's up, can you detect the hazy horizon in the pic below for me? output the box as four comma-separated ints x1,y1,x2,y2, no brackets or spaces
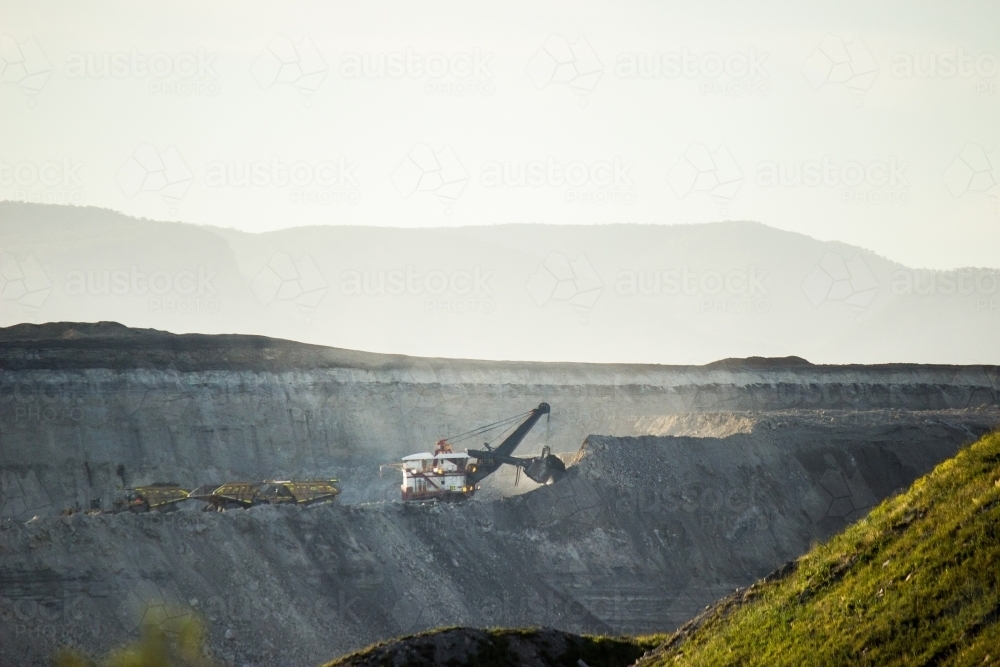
3,0,999,271
3,202,998,365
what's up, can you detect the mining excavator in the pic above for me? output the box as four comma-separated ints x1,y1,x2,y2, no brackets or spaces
393,402,565,502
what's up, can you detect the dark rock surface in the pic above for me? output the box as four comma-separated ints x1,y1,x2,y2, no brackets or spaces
1,323,998,666
2,408,997,666
2,322,997,515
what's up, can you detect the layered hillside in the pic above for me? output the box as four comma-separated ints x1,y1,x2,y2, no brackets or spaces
2,410,997,666
2,322,997,516
1,323,998,666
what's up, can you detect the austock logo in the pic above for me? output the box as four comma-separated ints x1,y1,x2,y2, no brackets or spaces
0,252,52,309
891,269,1000,297
339,265,495,315
756,157,910,189
756,156,911,205
204,156,361,205
64,47,220,96
1,583,91,644
0,156,85,205
251,252,328,310
340,47,495,96
526,35,602,102
63,265,221,313
616,266,770,315
0,468,54,518
616,48,768,79
392,143,469,209
0,34,51,95
480,156,636,205
122,580,190,634
526,252,603,321
0,378,86,428
797,450,877,524
942,143,998,214
891,49,1000,80
891,268,1000,314
667,143,743,213
801,35,878,102
251,35,327,95
615,48,770,97
116,143,193,202
627,481,770,539
801,252,878,310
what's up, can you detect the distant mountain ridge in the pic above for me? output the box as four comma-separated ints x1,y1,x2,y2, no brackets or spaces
2,321,992,374
1,202,997,364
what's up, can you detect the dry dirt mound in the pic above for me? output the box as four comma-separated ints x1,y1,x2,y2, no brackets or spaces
703,356,812,369
323,626,658,667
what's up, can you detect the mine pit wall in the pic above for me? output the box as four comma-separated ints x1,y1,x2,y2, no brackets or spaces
1,414,998,667
0,364,998,519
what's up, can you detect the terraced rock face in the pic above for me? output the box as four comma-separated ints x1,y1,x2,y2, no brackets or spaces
1,322,997,517
2,399,997,663
1,324,998,666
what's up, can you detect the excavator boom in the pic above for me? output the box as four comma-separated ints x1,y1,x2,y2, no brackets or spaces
466,402,550,484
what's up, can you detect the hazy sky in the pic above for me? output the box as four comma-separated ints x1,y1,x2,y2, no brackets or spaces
3,0,999,270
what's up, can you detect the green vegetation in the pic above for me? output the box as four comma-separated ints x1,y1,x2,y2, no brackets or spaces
645,430,1000,666
55,608,216,667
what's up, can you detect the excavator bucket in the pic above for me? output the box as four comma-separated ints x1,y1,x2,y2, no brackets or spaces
524,447,566,484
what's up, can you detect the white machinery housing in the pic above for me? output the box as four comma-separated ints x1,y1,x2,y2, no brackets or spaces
400,447,474,501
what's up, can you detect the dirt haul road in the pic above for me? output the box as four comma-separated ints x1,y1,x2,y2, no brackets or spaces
0,323,998,666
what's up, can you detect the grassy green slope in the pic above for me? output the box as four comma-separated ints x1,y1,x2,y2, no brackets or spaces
643,431,1000,667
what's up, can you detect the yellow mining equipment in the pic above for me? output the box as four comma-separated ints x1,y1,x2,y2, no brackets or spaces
113,483,191,513
190,480,340,511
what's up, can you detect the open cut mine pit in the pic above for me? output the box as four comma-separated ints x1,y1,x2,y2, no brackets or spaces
0,323,997,667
